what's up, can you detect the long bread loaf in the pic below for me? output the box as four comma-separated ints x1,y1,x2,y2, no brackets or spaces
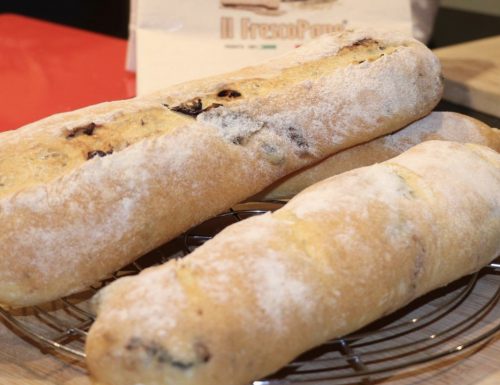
86,140,500,385
0,29,442,307
258,111,500,199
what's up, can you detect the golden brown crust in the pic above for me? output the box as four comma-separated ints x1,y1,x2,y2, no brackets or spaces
86,141,500,385
258,111,500,200
0,29,442,307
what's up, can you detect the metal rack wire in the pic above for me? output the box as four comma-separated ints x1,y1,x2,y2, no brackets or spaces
0,202,499,384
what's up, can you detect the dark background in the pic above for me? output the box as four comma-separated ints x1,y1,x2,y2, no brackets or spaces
0,0,130,39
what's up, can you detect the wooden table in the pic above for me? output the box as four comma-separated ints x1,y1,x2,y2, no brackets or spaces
0,323,90,385
434,35,500,119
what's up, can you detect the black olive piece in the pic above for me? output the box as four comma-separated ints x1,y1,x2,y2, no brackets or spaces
352,38,376,47
87,149,113,160
125,336,142,351
232,136,244,145
170,98,203,117
124,337,210,370
83,123,96,135
194,341,211,363
287,127,308,149
202,103,224,113
143,341,196,370
168,358,196,370
87,150,106,159
67,122,97,138
217,89,242,98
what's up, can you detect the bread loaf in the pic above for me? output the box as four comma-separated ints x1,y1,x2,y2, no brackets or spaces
0,29,442,307
86,140,500,385
258,111,500,200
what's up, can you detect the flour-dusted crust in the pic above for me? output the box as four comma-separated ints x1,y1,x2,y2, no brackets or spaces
0,29,442,307
258,111,500,199
86,141,500,385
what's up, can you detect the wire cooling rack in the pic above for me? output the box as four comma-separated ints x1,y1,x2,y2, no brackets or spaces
0,201,499,385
